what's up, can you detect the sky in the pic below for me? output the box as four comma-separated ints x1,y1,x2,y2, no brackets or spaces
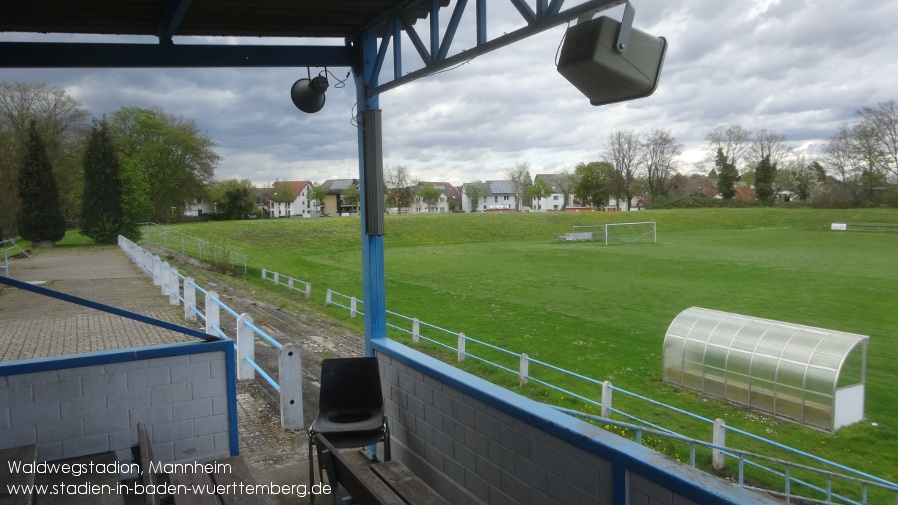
3,0,897,187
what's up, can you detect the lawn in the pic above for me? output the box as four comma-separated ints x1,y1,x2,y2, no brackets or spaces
159,208,897,497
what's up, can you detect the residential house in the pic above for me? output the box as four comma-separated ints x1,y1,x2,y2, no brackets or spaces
269,180,316,218
184,197,212,218
532,173,579,211
321,179,359,215
482,180,517,211
411,182,461,213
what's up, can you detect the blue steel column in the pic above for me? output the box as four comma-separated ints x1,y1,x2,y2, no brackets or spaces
354,30,387,357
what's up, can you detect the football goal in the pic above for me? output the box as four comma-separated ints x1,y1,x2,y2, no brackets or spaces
564,222,657,245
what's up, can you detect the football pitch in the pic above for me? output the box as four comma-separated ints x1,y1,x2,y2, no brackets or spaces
168,208,898,484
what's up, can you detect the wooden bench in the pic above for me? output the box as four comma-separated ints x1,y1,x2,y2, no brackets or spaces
134,422,265,505
313,434,450,505
0,444,39,505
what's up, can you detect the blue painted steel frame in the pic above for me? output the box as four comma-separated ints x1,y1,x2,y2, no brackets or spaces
372,338,779,505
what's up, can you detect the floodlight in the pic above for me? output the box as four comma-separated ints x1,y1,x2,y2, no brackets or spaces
557,13,667,106
291,75,329,113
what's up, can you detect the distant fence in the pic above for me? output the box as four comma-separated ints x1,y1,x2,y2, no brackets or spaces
262,269,311,299
831,222,898,232
324,287,898,505
119,236,302,430
140,222,248,275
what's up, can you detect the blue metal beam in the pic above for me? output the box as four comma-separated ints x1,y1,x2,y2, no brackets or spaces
367,0,626,97
0,42,354,68
156,0,194,44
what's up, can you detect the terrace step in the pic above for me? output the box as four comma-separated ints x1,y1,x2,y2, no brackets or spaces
0,444,39,505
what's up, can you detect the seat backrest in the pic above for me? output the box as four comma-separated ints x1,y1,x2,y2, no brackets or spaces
318,357,383,413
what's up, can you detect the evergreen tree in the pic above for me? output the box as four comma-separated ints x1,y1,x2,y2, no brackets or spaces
754,154,777,203
715,148,738,200
81,120,130,243
17,122,67,245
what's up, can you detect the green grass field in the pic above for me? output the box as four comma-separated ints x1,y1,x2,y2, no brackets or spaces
150,208,897,498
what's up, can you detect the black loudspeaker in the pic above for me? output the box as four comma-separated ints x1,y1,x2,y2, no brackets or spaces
557,16,666,106
290,76,329,113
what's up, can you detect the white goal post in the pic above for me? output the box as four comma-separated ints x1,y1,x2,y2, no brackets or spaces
565,222,657,244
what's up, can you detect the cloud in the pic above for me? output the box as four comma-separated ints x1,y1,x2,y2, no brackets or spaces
3,0,896,183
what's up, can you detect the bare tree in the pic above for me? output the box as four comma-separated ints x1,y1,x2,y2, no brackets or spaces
704,125,752,173
464,180,487,212
822,124,865,206
385,164,414,214
602,130,643,210
554,168,579,209
506,161,532,211
856,100,898,179
640,128,682,201
750,129,791,168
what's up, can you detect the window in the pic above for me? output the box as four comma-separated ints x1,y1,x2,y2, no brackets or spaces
494,196,498,202
504,195,509,201
553,195,559,200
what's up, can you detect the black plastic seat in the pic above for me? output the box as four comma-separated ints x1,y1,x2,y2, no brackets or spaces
308,356,390,503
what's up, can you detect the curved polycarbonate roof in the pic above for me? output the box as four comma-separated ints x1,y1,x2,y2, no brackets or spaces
663,307,869,432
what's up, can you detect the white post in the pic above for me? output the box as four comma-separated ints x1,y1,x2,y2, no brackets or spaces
184,278,196,322
205,291,221,338
712,418,726,470
519,353,529,386
326,289,332,306
350,297,357,318
262,268,268,281
152,256,162,286
288,278,294,290
601,380,613,418
458,333,466,362
236,313,255,380
168,268,180,305
412,318,420,344
305,282,311,299
161,262,171,296
279,344,303,430
273,272,279,286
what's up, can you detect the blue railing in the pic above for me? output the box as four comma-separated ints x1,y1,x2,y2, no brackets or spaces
1,238,29,277
323,287,898,505
119,236,301,430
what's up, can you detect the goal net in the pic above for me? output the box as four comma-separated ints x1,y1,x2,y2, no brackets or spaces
604,222,657,245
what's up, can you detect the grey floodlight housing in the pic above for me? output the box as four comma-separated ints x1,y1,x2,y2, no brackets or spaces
557,7,667,106
291,74,329,113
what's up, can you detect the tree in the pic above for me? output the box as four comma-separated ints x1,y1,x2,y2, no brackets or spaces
210,179,255,220
506,162,532,211
109,106,219,223
750,129,790,169
464,180,487,212
778,156,818,201
342,184,360,213
309,182,326,214
0,81,89,236
81,120,132,243
821,124,865,206
705,125,751,174
715,148,739,200
602,130,642,210
527,177,551,210
640,128,682,202
17,122,66,245
856,100,898,180
385,164,414,214
573,161,617,208
272,181,295,203
754,155,776,203
554,168,579,210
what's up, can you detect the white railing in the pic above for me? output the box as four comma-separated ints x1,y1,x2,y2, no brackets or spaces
119,236,303,430
262,269,311,299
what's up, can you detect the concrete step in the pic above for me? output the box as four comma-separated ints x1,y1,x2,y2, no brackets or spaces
0,444,39,505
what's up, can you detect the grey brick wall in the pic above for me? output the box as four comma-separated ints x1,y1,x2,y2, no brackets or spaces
376,348,765,505
0,350,231,464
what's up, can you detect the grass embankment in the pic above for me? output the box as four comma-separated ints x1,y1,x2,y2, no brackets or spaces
154,208,897,498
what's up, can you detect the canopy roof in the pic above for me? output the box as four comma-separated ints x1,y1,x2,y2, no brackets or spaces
0,0,441,39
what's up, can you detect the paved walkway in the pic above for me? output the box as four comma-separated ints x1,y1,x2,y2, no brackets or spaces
0,248,197,363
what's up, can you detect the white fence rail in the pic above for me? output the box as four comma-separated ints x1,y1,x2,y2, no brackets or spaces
119,236,302,430
262,269,311,299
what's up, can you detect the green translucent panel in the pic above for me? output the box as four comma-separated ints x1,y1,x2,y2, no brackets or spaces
687,328,711,343
727,349,752,376
683,340,706,365
750,378,776,411
751,355,778,382
781,346,812,365
804,392,834,430
775,385,804,421
704,344,728,369
704,366,726,397
693,314,721,331
725,372,751,404
776,361,807,390
683,358,704,390
763,325,797,346
708,331,734,348
667,323,691,339
837,348,864,388
731,336,757,352
738,320,770,341
805,366,836,395
716,317,747,336
788,329,823,351
755,341,785,359
809,352,841,369
815,336,856,357
662,335,685,358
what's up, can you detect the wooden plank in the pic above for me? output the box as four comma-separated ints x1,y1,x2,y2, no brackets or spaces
167,472,221,505
210,456,267,505
314,434,404,505
136,422,161,505
34,452,125,505
370,461,451,505
0,444,39,505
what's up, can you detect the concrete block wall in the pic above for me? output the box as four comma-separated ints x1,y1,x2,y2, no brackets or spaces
373,339,778,505
0,341,236,465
